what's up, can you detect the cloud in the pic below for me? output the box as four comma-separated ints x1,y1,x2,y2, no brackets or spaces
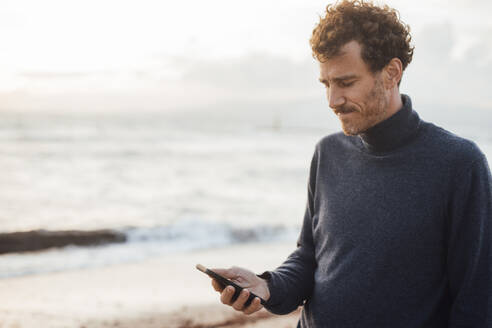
19,71,116,79
0,52,336,131
3,22,491,125
403,22,492,111
413,23,454,61
3,53,323,111
447,0,492,8
178,53,320,102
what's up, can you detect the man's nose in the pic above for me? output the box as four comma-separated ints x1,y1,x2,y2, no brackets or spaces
328,87,346,109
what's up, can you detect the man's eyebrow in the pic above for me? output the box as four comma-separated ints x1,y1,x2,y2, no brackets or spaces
334,74,358,82
319,74,358,84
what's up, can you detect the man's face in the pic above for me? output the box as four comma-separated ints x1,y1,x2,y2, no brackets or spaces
319,41,389,136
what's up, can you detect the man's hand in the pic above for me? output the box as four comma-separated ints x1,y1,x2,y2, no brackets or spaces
210,266,270,315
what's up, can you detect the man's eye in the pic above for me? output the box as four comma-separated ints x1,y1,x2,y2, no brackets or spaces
340,81,354,87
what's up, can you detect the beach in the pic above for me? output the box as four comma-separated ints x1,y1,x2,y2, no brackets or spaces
0,241,301,328
81,305,301,328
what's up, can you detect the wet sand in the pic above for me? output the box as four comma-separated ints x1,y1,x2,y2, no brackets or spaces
0,241,301,327
81,305,301,328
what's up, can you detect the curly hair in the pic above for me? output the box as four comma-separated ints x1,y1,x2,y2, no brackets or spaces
310,0,414,73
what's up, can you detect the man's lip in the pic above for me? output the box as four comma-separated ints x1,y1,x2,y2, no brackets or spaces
335,109,356,115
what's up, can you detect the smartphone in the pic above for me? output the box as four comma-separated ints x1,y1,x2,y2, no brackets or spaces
196,264,266,306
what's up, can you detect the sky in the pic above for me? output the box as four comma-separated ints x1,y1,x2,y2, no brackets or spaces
0,0,491,113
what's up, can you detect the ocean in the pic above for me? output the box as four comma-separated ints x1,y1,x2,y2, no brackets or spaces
0,107,490,278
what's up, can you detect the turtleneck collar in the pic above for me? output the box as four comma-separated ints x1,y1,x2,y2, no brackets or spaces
358,94,421,154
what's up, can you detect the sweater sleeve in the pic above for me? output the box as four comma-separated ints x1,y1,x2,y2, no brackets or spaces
260,147,319,315
447,152,492,327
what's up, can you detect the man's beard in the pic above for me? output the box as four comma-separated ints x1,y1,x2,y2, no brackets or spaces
339,77,388,136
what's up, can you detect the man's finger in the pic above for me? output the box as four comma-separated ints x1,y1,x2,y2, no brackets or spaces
231,289,249,311
243,297,263,315
211,279,224,292
220,286,235,305
211,267,236,279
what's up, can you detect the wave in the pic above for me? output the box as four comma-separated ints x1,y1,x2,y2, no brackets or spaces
0,219,299,278
123,218,297,250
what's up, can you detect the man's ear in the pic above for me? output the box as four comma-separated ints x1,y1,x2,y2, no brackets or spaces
383,58,403,89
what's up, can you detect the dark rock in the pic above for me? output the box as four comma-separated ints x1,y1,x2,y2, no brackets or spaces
0,229,126,254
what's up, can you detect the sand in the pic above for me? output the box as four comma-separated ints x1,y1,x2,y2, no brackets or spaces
0,241,301,328
80,305,301,328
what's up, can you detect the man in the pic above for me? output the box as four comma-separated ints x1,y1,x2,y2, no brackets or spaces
209,1,492,327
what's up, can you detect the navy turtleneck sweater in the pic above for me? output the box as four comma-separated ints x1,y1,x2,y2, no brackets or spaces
261,95,492,327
